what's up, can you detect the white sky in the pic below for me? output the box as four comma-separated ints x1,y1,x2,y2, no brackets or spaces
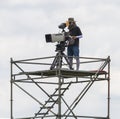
0,0,120,118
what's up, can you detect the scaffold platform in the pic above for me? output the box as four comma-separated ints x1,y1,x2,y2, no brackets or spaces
10,56,110,119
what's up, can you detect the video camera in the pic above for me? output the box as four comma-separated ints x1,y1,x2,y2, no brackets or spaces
45,22,70,52
45,23,67,43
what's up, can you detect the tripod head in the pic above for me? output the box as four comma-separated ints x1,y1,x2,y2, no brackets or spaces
55,41,66,52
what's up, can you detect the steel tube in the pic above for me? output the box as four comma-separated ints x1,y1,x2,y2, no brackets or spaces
10,58,13,119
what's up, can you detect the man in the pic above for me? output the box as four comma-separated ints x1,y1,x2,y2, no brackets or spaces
67,18,82,70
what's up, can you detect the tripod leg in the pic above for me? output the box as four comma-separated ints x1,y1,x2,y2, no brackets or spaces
50,53,59,70
62,53,73,70
50,52,63,70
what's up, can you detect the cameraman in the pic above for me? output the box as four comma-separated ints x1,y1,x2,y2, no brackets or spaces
67,18,82,70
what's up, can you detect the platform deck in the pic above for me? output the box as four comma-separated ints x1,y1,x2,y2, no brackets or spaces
21,69,107,77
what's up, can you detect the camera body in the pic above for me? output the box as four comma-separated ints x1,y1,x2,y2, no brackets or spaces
45,23,70,52
45,33,65,43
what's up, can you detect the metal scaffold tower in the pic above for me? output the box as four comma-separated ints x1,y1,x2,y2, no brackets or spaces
10,55,110,119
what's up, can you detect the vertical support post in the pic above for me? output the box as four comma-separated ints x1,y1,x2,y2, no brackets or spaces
58,51,62,119
58,77,61,119
107,56,110,119
10,58,13,119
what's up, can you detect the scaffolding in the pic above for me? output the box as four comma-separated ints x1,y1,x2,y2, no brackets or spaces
10,55,110,119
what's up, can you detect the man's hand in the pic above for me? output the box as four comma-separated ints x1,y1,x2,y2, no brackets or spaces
72,36,77,40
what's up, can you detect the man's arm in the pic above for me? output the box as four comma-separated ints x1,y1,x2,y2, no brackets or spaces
71,35,83,40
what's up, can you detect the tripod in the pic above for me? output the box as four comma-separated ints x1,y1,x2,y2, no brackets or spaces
50,43,73,70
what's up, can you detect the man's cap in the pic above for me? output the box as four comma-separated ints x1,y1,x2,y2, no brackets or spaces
68,17,75,22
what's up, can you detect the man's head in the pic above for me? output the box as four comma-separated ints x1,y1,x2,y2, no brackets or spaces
67,17,76,30
68,18,75,23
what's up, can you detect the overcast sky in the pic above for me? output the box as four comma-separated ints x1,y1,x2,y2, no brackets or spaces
0,0,120,118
